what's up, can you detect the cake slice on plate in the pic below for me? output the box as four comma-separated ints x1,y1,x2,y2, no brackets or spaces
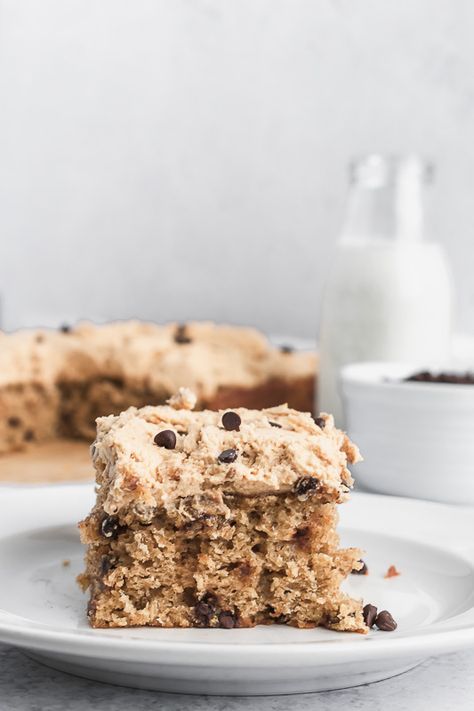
79,388,366,632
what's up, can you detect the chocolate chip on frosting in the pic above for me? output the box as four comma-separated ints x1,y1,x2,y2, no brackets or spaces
154,430,177,450
218,448,238,463
294,476,319,496
269,420,282,428
222,411,241,431
59,324,71,334
313,416,326,429
280,344,294,354
174,324,192,344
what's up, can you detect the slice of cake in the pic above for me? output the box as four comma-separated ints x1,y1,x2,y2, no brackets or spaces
78,389,366,632
0,321,316,455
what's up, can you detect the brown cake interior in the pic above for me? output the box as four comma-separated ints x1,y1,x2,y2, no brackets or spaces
79,491,364,632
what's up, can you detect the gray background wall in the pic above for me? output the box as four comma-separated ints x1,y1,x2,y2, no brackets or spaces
1,0,473,338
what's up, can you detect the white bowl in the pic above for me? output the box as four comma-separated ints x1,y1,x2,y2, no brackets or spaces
340,362,474,505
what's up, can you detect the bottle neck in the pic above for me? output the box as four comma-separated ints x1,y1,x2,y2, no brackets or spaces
341,169,425,244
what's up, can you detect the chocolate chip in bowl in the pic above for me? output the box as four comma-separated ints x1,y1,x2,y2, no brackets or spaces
341,361,474,504
404,370,474,385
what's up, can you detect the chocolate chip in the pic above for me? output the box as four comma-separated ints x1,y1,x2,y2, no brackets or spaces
100,515,122,540
60,324,71,333
201,591,218,606
375,610,397,631
293,526,310,549
352,559,368,575
269,421,282,428
218,611,236,629
238,562,252,577
280,344,294,354
294,476,319,496
7,416,21,428
195,601,213,621
222,411,241,431
174,324,192,344
404,370,474,385
100,555,117,576
23,429,35,442
35,334,44,344
363,603,378,628
313,416,326,429
218,448,238,463
195,592,217,625
154,430,177,449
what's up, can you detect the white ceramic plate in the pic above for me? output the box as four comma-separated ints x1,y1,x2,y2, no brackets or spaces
1,484,474,695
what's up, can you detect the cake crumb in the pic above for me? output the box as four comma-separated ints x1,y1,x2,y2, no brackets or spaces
384,565,400,579
167,387,197,411
62,559,71,567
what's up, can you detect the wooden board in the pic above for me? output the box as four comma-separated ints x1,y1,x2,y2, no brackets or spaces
0,440,93,484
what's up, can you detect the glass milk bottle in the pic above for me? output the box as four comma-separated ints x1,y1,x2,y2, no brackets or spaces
318,155,452,426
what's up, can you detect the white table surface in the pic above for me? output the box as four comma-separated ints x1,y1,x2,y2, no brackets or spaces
1,643,473,711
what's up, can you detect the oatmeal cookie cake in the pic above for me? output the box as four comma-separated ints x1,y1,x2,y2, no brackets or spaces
79,388,366,632
0,321,316,454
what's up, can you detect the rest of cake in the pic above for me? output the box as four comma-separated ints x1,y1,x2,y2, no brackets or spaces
0,320,316,455
78,390,366,632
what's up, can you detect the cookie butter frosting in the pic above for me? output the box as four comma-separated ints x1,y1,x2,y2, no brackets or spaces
0,320,316,396
92,395,361,517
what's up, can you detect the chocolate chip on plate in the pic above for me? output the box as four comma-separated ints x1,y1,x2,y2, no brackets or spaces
174,324,192,344
351,559,368,575
294,476,319,496
218,448,238,463
375,610,397,631
154,430,177,450
100,516,122,540
222,411,241,431
363,603,378,628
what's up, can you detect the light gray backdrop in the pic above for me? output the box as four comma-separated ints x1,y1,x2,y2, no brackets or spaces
1,0,473,338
